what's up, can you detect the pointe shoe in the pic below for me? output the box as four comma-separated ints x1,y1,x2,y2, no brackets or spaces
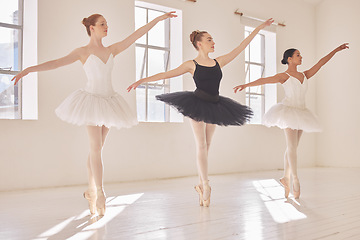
96,189,106,216
194,185,204,206
293,183,300,199
279,178,290,198
202,181,211,207
83,190,97,215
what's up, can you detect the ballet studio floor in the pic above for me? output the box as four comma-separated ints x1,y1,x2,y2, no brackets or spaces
1,167,359,240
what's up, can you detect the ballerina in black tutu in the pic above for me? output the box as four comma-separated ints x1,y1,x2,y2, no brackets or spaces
127,18,273,206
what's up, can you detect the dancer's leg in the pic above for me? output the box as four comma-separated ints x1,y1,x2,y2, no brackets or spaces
283,151,291,180
284,128,301,192
297,130,303,145
190,120,208,185
283,130,303,177
191,120,216,205
203,123,216,203
86,154,96,191
87,126,107,188
205,123,216,153
86,125,109,215
283,129,303,180
86,126,110,191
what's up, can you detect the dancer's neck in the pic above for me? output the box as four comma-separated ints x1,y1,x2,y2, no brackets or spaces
88,37,104,48
287,64,298,73
196,51,212,60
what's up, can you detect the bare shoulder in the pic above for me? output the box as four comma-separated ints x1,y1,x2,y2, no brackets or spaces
74,47,91,63
182,60,196,74
183,60,195,68
214,57,224,68
107,44,114,53
74,46,87,54
277,72,290,84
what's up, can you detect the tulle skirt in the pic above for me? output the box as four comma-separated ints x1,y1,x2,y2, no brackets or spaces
263,103,321,132
156,90,253,126
55,89,138,129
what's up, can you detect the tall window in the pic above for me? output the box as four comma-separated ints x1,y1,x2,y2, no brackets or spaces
244,26,276,124
0,0,23,119
135,2,182,122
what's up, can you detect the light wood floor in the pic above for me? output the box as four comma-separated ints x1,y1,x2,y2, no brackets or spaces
1,167,360,240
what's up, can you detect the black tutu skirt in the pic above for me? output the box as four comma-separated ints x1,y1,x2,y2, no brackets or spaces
156,89,253,126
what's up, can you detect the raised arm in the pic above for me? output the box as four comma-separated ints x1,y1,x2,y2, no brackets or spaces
216,18,274,68
233,73,287,93
109,12,177,56
127,60,193,92
304,43,349,79
11,48,82,85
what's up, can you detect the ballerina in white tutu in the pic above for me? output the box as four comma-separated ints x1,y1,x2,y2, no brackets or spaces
234,43,349,199
12,12,176,215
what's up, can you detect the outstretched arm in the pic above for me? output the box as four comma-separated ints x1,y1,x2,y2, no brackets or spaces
109,12,177,56
11,48,82,85
304,43,349,79
127,60,193,92
233,73,287,93
216,18,274,68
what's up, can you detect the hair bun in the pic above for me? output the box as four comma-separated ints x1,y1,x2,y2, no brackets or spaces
82,18,88,26
189,30,208,50
281,59,287,65
190,30,200,43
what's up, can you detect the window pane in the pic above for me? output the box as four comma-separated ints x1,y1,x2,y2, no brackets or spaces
250,34,262,63
135,47,145,80
135,7,146,44
147,85,165,122
245,63,250,84
148,10,166,47
0,27,20,71
136,86,146,122
148,48,168,77
245,31,250,62
0,73,19,119
0,0,19,25
247,94,262,124
248,65,263,94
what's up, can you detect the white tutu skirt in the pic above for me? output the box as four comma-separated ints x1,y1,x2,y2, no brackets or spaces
55,89,138,129
262,103,321,132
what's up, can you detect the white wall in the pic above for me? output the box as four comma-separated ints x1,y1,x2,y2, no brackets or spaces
315,0,360,167
0,0,317,191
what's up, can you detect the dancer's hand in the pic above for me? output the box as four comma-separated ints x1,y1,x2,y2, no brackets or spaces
233,84,247,93
335,43,349,52
127,80,142,92
157,11,177,21
261,18,274,29
11,68,30,85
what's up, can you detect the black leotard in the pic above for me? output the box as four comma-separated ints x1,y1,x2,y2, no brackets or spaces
193,59,222,96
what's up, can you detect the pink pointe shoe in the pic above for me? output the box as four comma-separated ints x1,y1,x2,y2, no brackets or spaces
194,185,204,206
96,188,106,216
279,178,290,198
83,190,97,215
202,181,211,207
293,183,300,199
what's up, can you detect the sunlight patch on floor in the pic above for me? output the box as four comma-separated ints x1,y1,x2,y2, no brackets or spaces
253,180,306,223
34,193,143,240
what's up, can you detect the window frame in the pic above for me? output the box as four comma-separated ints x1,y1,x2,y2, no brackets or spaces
135,5,171,122
0,0,24,119
245,29,266,124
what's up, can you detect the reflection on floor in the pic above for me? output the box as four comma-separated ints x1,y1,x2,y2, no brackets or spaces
0,167,359,240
